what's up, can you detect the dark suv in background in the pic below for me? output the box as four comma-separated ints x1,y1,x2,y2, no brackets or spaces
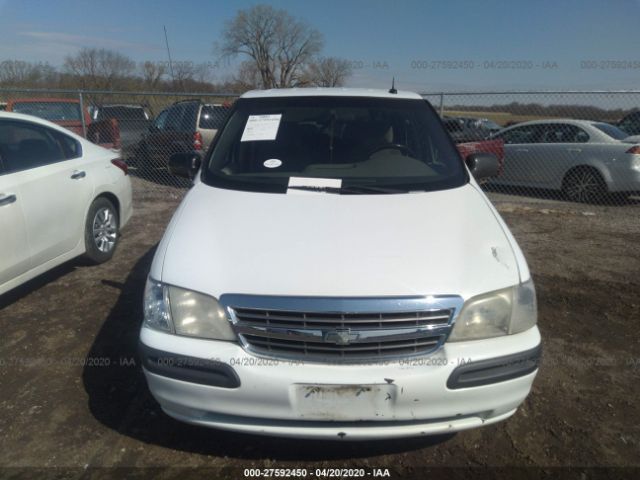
132,100,228,170
618,110,640,136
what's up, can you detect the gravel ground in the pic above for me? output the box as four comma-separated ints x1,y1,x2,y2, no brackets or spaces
0,177,639,479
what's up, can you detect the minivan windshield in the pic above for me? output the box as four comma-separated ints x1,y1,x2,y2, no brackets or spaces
203,96,466,193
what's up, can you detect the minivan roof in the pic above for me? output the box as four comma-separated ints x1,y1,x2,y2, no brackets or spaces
241,88,423,101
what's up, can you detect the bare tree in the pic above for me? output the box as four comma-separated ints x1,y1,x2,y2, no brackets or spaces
140,61,166,89
220,4,323,89
0,60,32,85
303,57,352,87
168,60,195,90
0,60,57,87
193,62,216,84
64,48,136,90
231,60,262,90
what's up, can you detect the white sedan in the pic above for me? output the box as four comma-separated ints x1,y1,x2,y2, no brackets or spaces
0,112,132,296
491,119,640,202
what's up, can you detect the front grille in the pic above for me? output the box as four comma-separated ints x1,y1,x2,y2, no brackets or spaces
242,333,441,358
221,296,462,363
232,308,452,329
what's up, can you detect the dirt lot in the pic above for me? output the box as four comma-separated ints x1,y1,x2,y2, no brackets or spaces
1,177,639,478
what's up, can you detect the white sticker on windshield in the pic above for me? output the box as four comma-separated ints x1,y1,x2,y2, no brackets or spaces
288,177,342,189
241,114,282,142
263,158,282,168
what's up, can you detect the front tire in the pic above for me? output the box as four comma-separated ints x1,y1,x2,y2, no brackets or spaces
83,197,119,264
562,168,607,203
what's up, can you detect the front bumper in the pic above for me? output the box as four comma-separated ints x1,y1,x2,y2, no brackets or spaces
140,326,541,440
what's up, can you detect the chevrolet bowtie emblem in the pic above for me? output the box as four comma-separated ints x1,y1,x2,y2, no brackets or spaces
324,328,359,346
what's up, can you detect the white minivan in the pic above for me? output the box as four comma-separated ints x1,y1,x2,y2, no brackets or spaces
140,88,541,440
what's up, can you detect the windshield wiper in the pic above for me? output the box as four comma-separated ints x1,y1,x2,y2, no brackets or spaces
338,185,411,194
287,185,343,194
287,185,411,194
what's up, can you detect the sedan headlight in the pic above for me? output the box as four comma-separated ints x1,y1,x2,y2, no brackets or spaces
448,279,537,342
143,278,236,341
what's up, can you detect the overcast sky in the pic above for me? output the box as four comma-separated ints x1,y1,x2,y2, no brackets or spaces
1,0,639,92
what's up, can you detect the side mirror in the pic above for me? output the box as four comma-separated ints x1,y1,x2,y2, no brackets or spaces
169,152,202,179
465,152,499,180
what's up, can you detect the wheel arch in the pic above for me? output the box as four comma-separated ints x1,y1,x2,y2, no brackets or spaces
84,191,121,234
93,192,121,227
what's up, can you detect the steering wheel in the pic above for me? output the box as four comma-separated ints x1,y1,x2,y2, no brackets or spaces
367,143,415,158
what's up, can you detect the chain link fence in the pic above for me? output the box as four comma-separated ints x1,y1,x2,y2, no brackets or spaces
0,88,239,201
2,88,639,205
422,91,640,206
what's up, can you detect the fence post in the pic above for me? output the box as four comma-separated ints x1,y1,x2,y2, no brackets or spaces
78,91,87,137
439,93,444,117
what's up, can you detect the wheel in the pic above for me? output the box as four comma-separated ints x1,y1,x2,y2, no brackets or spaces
83,197,119,264
562,168,606,203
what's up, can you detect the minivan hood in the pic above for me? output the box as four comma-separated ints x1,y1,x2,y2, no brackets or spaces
156,183,521,300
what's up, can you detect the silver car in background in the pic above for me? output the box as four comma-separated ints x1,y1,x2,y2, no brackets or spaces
490,119,640,202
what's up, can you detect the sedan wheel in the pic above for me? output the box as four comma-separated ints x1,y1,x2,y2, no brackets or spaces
92,207,117,253
83,197,120,264
563,169,606,203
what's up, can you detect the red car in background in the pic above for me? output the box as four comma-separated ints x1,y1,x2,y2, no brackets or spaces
440,114,505,177
5,98,120,150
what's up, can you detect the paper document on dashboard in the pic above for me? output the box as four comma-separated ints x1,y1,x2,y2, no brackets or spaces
241,114,282,142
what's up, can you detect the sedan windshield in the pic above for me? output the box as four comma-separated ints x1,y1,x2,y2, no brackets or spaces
12,102,82,122
203,96,466,194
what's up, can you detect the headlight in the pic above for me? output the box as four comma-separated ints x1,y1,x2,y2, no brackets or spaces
448,279,537,342
143,278,236,341
509,279,538,334
143,278,172,332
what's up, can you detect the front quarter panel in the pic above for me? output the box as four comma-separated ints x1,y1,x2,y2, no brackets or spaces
470,183,531,282
149,190,192,281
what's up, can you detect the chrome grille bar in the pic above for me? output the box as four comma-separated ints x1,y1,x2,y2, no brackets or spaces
232,308,452,329
219,294,464,363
